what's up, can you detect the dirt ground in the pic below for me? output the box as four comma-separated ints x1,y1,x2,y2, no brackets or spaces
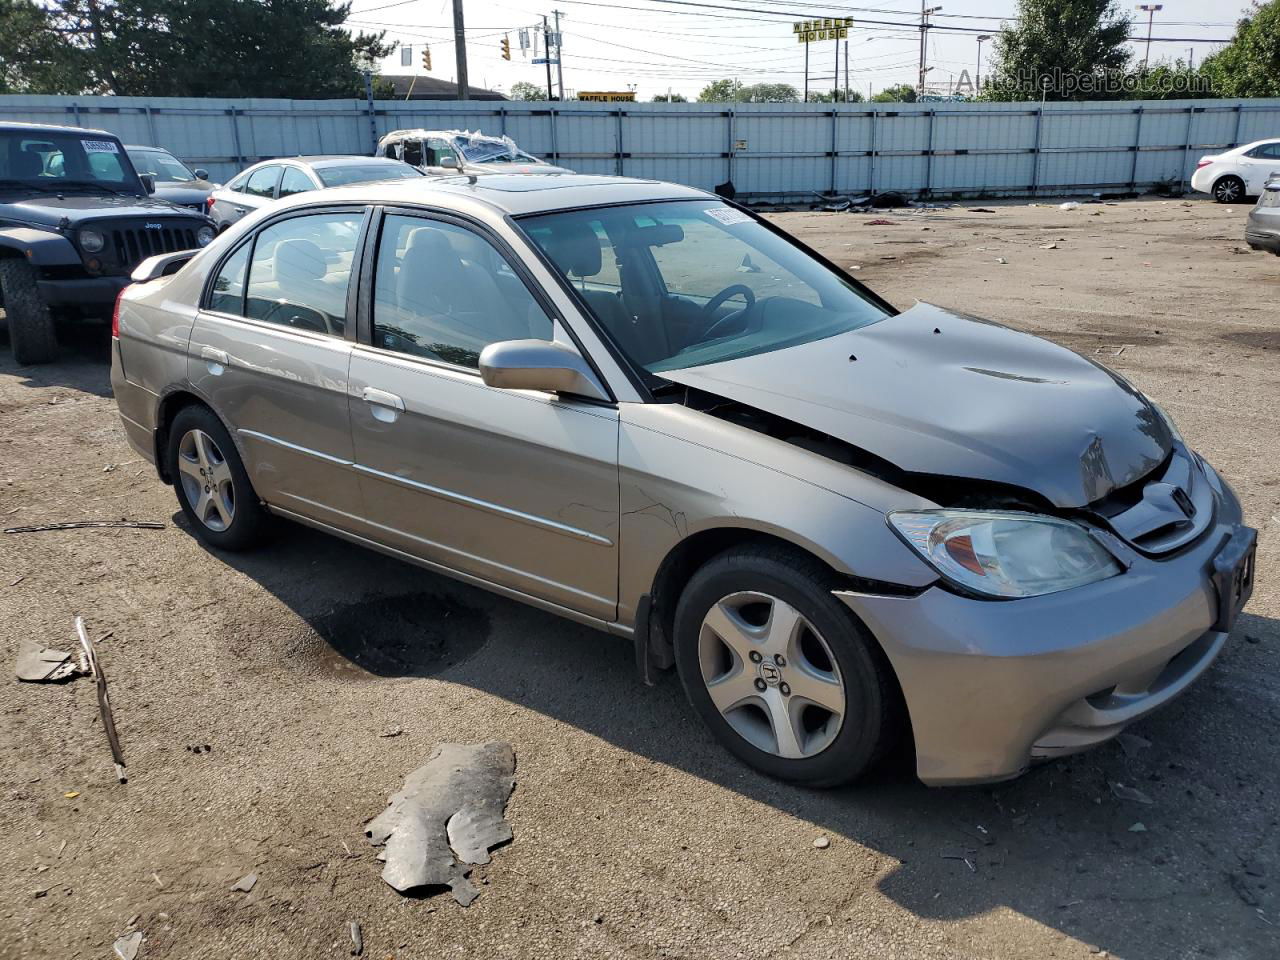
1,196,1278,960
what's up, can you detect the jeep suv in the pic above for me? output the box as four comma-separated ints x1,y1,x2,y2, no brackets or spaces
0,121,215,364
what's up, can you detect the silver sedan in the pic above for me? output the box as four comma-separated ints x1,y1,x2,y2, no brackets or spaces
111,174,1256,787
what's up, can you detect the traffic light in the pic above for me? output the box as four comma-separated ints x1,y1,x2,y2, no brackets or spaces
501,34,511,60
421,46,432,71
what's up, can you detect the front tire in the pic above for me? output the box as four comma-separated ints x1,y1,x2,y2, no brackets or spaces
672,544,899,788
1213,175,1245,204
167,405,269,551
0,258,58,365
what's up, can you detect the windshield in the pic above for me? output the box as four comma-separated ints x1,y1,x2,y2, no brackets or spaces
316,163,423,188
520,200,888,375
452,134,537,165
0,130,142,194
128,149,195,183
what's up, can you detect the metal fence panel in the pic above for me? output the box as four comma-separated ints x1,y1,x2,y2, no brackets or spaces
2,93,1278,199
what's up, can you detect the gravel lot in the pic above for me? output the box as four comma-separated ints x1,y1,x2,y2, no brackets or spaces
1,196,1277,960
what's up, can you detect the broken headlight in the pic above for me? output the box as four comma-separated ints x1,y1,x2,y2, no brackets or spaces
888,510,1122,598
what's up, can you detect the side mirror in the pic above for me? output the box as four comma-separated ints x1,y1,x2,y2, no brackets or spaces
441,156,458,170
194,168,209,181
139,173,156,194
479,339,609,402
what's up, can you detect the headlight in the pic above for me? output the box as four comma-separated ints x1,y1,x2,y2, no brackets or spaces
196,226,215,247
889,510,1122,598
78,228,105,253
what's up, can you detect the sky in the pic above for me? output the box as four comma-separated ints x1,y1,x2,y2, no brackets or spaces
354,0,1247,101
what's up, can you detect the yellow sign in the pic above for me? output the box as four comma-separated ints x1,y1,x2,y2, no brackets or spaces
578,91,636,102
793,17,853,42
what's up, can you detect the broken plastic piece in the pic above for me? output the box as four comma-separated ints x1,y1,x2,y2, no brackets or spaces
348,920,363,956
75,617,127,783
16,642,79,682
3,520,165,534
1110,781,1154,804
113,931,143,960
365,742,515,906
231,872,257,893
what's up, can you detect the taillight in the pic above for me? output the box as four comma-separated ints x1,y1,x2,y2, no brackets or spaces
206,195,216,211
1196,159,1213,169
111,286,128,338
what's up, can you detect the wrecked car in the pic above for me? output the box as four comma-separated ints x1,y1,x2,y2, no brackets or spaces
377,128,573,177
110,174,1256,787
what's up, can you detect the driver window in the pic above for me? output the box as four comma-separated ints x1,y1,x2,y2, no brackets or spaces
427,138,458,166
646,215,820,307
243,212,362,335
402,140,423,166
371,215,552,368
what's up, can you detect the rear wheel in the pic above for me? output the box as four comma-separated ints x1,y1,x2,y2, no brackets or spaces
167,405,270,551
0,258,58,365
1213,175,1245,204
673,544,900,787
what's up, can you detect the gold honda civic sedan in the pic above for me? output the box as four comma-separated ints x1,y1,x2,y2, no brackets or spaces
111,173,1255,787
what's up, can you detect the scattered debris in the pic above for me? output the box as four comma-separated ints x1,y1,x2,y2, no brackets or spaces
16,641,80,683
76,617,127,783
1059,201,1081,211
63,791,79,799
348,921,363,956
968,207,996,213
1114,345,1127,357
995,257,1008,264
380,726,404,738
8,575,24,587
869,191,907,208
1116,732,1151,757
113,931,143,960
4,520,166,534
366,742,516,906
942,853,976,873
813,836,830,850
865,218,895,226
1245,634,1260,644
1229,872,1261,907
1040,242,1058,250
1110,781,1154,805
1128,822,1148,833
231,873,257,893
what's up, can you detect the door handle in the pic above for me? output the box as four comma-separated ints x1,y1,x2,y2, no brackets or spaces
200,346,228,374
362,387,405,422
234,206,246,214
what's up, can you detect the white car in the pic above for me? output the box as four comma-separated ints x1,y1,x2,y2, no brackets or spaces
1191,138,1280,203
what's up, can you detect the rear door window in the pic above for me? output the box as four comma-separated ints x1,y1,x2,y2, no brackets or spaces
243,212,362,336
243,165,281,199
208,243,250,315
278,166,316,198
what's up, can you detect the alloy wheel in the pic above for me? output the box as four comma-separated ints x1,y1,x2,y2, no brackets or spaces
177,428,236,532
696,591,846,759
1216,179,1242,203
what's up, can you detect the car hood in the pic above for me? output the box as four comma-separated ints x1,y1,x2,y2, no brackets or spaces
659,302,1172,508
153,182,217,204
1,194,199,227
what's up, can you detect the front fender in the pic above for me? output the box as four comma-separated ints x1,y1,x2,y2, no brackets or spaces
617,404,938,623
0,228,80,267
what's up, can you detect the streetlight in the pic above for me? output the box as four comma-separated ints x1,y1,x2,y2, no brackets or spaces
1136,4,1163,68
976,34,991,91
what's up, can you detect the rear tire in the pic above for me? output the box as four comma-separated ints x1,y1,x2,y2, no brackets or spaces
0,258,58,365
672,543,900,788
1213,175,1245,204
167,405,270,551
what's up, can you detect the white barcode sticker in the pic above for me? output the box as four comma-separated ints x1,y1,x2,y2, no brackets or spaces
705,206,753,226
81,139,119,154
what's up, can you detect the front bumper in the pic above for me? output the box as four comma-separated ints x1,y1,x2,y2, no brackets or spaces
837,467,1252,785
37,275,131,310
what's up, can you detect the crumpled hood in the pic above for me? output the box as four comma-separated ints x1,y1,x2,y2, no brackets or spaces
660,302,1172,508
1,193,199,227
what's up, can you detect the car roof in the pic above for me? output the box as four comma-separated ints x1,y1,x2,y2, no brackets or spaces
279,172,710,216
0,120,116,138
125,144,175,152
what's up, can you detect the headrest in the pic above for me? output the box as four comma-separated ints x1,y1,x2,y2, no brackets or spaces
273,239,327,282
13,150,42,179
543,220,602,278
404,227,463,266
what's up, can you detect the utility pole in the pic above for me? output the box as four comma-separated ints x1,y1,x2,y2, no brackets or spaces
542,15,554,100
918,3,942,96
553,10,565,102
844,40,849,103
1136,4,1163,68
833,36,839,102
803,41,809,102
452,0,468,99
976,34,990,92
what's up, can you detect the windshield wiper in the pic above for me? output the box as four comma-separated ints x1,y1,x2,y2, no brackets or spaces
55,181,136,197
0,178,61,193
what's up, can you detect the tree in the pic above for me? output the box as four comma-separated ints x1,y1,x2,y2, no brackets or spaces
509,80,549,101
41,0,394,98
809,88,865,102
698,79,800,102
0,0,84,93
871,83,918,103
697,78,741,102
981,0,1133,101
1199,0,1280,98
651,92,688,102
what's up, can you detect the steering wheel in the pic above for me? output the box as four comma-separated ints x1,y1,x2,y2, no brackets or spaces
700,284,757,340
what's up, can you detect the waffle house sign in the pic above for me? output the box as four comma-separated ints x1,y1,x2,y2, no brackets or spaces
794,17,852,42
